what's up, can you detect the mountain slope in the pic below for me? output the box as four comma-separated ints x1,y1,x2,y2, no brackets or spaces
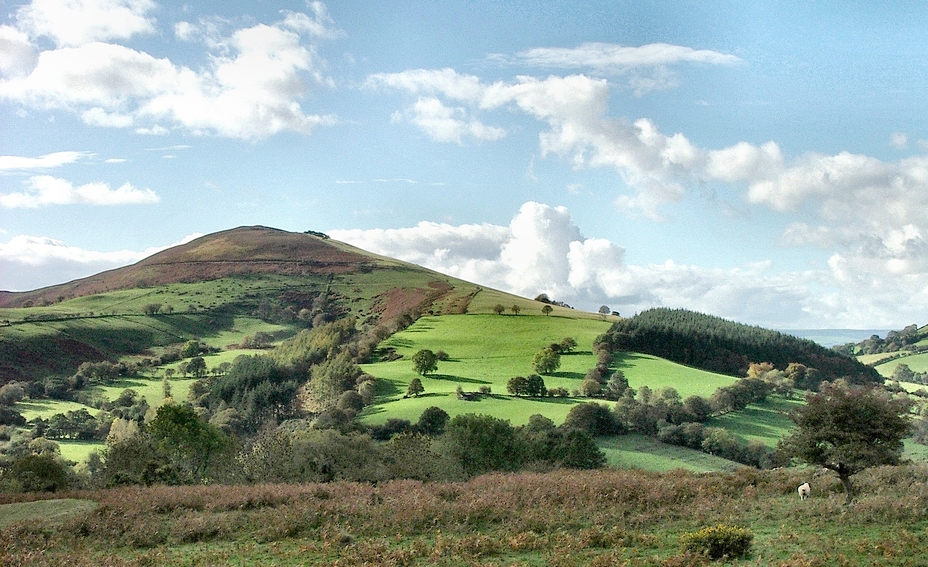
0,227,401,308
0,226,542,383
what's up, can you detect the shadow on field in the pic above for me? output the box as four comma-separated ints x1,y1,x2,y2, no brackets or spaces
427,374,490,385
611,352,651,370
548,371,585,380
376,379,403,397
515,396,575,405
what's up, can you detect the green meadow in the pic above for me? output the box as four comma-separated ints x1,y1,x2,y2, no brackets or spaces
360,313,739,429
598,433,742,472
873,351,928,376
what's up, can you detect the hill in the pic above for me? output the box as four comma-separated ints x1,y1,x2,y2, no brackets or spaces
0,226,550,383
600,308,881,384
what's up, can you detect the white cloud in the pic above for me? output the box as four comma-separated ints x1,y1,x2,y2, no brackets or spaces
331,201,831,326
0,150,92,171
0,175,159,207
400,97,505,143
513,42,740,95
331,199,928,327
1,5,338,140
0,232,202,291
15,0,156,47
516,42,741,71
0,25,37,77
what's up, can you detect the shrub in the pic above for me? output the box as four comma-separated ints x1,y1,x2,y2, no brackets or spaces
679,524,753,560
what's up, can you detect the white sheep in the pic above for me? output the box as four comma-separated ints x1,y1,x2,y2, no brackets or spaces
797,482,811,500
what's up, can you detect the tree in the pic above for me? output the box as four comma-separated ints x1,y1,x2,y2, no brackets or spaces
407,377,425,397
532,347,561,375
443,413,522,477
412,349,438,375
778,385,912,503
525,374,547,397
148,403,231,482
493,304,506,315
598,305,610,319
417,406,450,435
563,402,621,436
187,356,208,379
507,376,529,396
541,304,553,316
559,337,578,353
511,304,521,315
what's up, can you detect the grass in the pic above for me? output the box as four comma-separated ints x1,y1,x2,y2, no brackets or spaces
3,465,928,566
360,314,736,428
598,434,742,472
706,396,803,448
873,351,928,376
360,314,613,425
0,499,97,528
57,441,105,465
615,352,737,399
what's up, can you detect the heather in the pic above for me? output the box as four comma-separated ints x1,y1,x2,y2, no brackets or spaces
3,465,928,566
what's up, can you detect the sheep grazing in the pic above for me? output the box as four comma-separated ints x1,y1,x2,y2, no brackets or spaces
797,482,811,500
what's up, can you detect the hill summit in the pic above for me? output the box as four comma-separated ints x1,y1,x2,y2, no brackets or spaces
0,226,398,308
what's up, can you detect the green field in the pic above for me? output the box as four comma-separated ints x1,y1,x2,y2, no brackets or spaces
873,351,928,376
707,396,802,448
0,499,97,528
361,313,611,425
360,314,738,429
598,434,742,472
616,351,737,398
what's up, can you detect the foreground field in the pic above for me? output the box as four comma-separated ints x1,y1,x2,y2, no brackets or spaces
2,466,928,566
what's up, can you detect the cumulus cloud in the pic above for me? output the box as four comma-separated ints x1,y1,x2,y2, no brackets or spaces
15,0,156,47
0,175,159,207
370,69,706,218
0,25,37,76
0,232,202,291
0,2,339,139
397,97,506,143
330,201,834,326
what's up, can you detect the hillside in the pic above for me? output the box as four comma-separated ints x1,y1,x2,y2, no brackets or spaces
0,226,546,383
600,308,881,384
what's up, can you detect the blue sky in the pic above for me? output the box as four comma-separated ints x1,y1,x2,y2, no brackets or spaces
2,0,928,329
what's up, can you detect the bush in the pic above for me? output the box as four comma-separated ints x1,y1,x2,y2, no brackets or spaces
680,524,753,560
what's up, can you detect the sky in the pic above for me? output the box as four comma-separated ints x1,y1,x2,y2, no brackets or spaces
2,0,928,330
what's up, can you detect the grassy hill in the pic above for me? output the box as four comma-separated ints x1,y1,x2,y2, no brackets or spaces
0,227,559,383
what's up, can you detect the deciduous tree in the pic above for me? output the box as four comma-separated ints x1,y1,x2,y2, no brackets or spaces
778,384,912,503
412,349,438,375
532,347,561,375
406,377,425,397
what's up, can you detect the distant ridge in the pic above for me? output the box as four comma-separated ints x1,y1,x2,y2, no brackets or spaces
0,226,393,308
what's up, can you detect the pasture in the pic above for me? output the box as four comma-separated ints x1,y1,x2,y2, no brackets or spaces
361,313,737,427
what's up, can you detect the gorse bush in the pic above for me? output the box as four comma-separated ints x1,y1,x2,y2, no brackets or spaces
679,524,753,560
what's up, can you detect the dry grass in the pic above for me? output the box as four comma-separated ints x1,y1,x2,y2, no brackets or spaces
2,466,928,566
